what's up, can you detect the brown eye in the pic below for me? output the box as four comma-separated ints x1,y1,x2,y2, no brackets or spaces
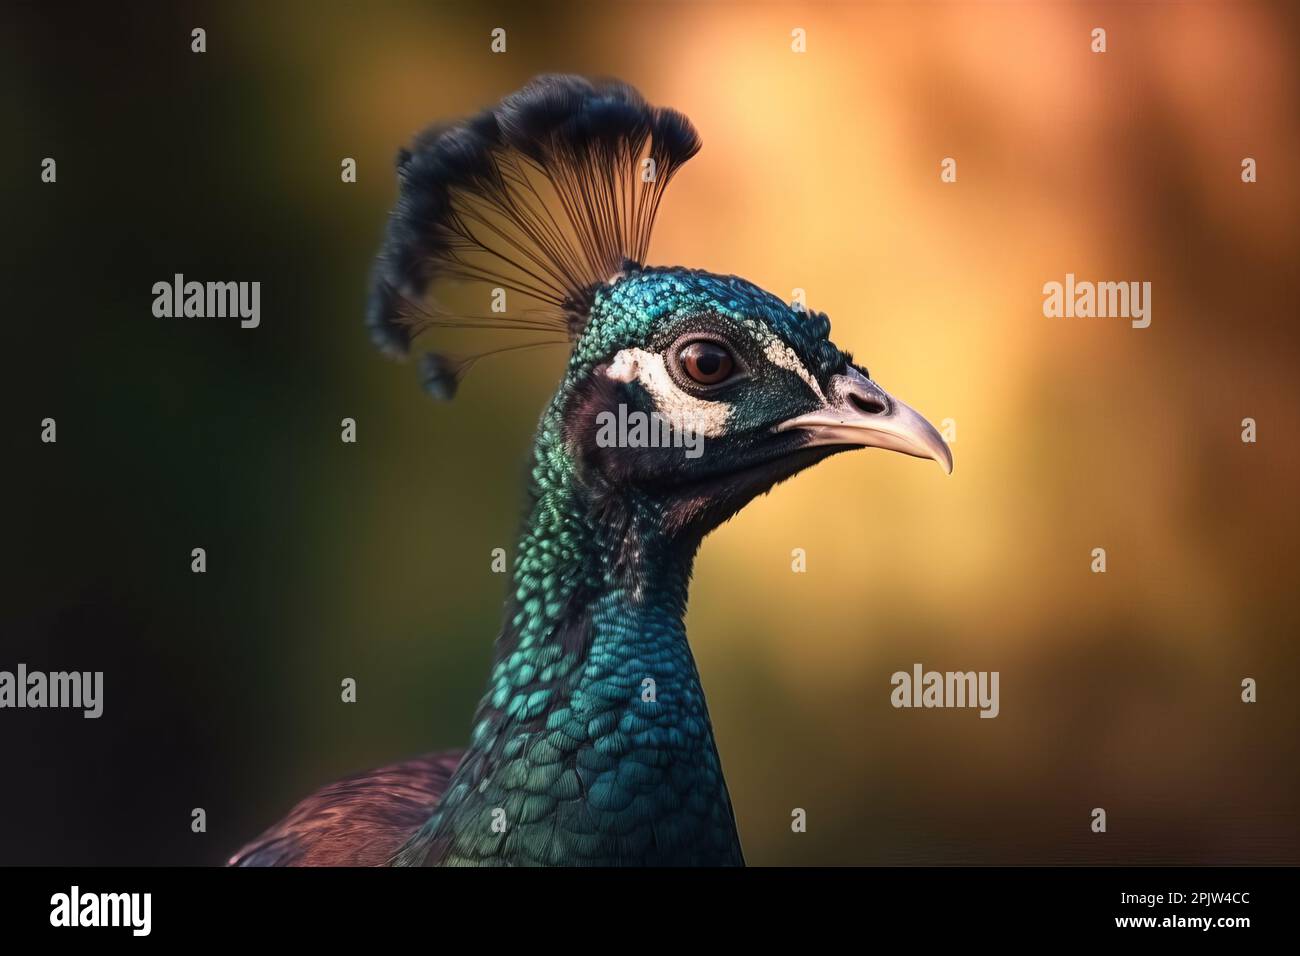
679,341,735,386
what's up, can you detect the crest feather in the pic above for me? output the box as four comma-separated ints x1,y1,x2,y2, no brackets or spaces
366,74,702,397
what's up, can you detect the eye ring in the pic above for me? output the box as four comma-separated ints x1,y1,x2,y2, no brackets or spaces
668,335,744,391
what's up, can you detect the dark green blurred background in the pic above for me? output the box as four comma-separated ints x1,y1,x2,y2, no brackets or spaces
4,1,1298,865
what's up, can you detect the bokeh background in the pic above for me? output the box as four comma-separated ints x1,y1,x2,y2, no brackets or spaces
4,0,1298,865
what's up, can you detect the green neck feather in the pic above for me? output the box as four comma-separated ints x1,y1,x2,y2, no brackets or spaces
395,396,743,866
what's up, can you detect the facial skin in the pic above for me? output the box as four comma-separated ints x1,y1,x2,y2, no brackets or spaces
563,267,952,542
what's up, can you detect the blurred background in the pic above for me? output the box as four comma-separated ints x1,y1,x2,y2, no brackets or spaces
3,0,1297,865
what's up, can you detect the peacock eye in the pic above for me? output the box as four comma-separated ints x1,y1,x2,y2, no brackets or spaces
678,341,736,386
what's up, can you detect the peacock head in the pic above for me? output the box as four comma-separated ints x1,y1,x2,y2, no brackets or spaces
558,265,951,538
367,74,950,542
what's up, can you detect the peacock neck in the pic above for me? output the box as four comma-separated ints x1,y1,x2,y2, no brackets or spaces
403,401,743,866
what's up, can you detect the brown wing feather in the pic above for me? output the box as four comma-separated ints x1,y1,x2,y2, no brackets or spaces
229,751,462,867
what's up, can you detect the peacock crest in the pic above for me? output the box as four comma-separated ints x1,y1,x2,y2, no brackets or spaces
366,74,702,398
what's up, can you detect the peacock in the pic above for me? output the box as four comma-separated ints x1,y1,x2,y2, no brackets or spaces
231,75,952,867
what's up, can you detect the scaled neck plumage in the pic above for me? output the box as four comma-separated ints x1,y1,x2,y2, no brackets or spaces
394,399,743,866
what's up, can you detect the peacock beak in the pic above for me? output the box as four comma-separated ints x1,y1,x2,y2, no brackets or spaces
774,366,953,474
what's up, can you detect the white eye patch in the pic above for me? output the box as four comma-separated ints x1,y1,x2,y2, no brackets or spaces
763,339,826,402
605,348,731,437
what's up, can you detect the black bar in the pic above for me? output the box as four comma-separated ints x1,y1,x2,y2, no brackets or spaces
2,866,1284,941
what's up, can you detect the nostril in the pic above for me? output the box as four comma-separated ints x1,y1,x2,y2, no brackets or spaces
848,390,887,415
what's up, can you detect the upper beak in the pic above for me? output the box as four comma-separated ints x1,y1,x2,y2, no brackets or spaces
774,366,953,474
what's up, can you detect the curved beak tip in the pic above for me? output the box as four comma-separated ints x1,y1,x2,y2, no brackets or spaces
936,445,954,476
